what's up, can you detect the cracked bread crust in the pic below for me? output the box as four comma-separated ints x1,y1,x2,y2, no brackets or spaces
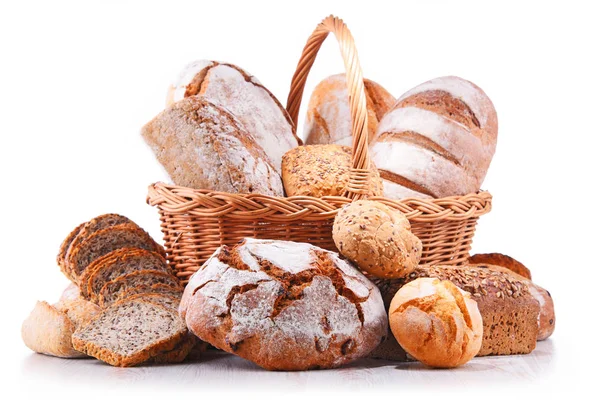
180,238,388,371
333,200,422,279
372,264,540,359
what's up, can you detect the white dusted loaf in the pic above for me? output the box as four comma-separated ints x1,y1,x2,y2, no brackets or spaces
142,96,284,196
167,60,301,173
370,76,498,199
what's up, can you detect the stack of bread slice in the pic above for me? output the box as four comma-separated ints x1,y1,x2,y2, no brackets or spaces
23,213,200,367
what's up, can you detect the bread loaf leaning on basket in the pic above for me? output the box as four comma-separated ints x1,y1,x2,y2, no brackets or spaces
146,15,492,283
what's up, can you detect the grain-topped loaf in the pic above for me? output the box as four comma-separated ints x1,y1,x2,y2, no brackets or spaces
98,270,182,308
80,248,171,301
66,225,164,284
372,264,540,360
142,96,284,196
72,298,187,367
180,238,388,371
166,60,301,173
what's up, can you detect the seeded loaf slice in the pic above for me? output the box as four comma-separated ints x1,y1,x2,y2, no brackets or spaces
98,271,182,308
117,284,183,306
122,293,181,312
151,333,197,364
72,298,187,367
80,248,170,301
66,225,164,284
57,222,86,282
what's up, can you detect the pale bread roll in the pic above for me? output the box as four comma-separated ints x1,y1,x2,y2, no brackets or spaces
304,74,395,146
167,60,301,173
370,76,498,199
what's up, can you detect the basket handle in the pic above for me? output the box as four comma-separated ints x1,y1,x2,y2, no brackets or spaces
286,15,372,201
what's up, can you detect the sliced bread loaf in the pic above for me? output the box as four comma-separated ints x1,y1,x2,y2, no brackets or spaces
80,248,170,301
72,298,187,367
98,271,181,308
115,284,184,308
57,222,86,282
151,332,197,364
122,293,181,312
66,225,164,283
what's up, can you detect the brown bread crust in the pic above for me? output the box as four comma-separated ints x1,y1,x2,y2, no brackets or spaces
98,270,182,308
281,144,383,197
468,253,532,279
373,264,539,359
181,239,388,371
57,222,86,282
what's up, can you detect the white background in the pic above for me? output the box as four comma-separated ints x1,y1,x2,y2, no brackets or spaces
1,0,598,398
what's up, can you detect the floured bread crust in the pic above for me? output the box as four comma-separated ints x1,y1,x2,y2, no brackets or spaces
167,60,300,173
370,76,498,199
180,238,388,371
304,74,395,146
142,96,284,196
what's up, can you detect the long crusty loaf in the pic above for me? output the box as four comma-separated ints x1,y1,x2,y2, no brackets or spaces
98,271,181,308
371,264,540,360
72,298,187,367
66,225,163,284
80,248,171,301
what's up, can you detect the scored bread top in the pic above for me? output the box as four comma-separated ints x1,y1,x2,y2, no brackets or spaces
142,96,284,196
167,60,301,173
80,248,170,301
66,225,164,283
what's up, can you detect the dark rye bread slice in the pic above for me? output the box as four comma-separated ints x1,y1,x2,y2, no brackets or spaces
57,222,86,282
72,298,187,367
67,225,164,284
98,271,182,308
80,248,170,301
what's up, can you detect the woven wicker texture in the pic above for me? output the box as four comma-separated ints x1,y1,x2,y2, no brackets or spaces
146,15,492,283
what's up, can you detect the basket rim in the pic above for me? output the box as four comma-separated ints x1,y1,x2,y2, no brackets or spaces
147,182,492,223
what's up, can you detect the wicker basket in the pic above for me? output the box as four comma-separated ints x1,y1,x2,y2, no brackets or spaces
147,15,492,283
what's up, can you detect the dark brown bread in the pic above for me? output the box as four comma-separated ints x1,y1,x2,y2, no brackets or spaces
122,293,181,313
98,271,181,308
80,248,170,301
468,253,532,280
180,238,388,371
66,225,164,284
57,222,86,282
372,264,540,359
72,299,187,367
151,332,197,364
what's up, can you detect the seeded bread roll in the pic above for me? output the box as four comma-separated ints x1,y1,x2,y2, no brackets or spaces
281,145,383,197
371,264,540,360
333,200,422,279
389,278,483,368
72,299,187,367
166,60,301,173
142,96,284,196
304,74,395,146
98,270,182,308
180,238,388,371
80,248,171,301
370,76,498,199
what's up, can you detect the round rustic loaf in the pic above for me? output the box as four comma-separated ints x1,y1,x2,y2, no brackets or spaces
167,60,301,173
179,238,388,371
370,76,498,199
389,278,483,368
332,200,422,279
304,74,395,146
281,144,382,197
142,96,284,196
